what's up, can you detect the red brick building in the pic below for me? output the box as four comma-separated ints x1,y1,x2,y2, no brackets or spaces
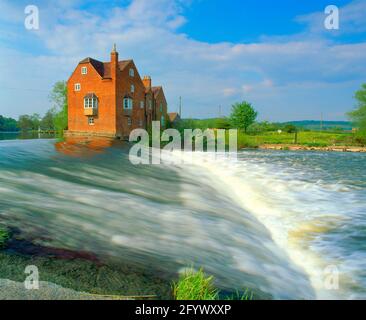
66,45,168,139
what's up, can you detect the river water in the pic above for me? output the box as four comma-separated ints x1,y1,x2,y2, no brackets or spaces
0,137,365,299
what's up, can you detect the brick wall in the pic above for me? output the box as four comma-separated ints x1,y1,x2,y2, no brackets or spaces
67,63,116,136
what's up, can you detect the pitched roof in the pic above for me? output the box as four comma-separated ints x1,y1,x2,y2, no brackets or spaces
103,62,111,78
79,58,133,79
119,60,132,71
151,86,163,97
84,93,98,99
80,57,105,77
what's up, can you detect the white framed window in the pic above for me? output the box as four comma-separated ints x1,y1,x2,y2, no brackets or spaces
139,120,143,127
140,101,144,109
131,84,135,93
129,68,134,77
88,117,94,125
84,95,98,109
81,67,87,75
74,83,81,91
127,118,132,126
123,98,133,109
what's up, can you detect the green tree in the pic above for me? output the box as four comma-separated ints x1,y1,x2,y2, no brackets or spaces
49,81,68,133
347,83,366,136
215,117,231,129
229,101,258,133
30,113,41,130
0,115,18,132
283,124,298,133
41,109,56,130
18,114,41,131
18,115,33,131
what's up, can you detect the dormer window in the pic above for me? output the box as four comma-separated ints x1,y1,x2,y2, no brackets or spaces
81,67,87,75
74,83,81,91
84,93,98,109
129,68,134,77
131,84,135,93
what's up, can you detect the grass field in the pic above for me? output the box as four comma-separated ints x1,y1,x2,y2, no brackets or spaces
238,131,355,148
172,118,360,148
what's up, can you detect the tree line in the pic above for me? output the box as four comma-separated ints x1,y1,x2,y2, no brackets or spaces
226,83,366,140
173,83,366,142
0,115,18,132
0,81,68,133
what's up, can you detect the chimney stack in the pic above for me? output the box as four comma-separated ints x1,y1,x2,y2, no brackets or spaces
111,43,118,78
142,75,152,89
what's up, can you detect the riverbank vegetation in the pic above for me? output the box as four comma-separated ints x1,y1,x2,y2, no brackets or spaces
0,231,171,299
173,117,359,149
1,230,250,300
0,81,68,135
17,81,68,134
173,268,252,300
0,115,18,132
0,227,10,248
347,83,366,143
236,130,357,148
173,268,218,300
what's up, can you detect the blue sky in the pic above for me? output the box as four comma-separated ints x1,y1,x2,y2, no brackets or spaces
182,0,352,42
0,0,365,121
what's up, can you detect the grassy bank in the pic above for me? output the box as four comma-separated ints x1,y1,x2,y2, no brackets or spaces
237,130,355,148
173,268,253,300
172,118,363,149
1,229,251,300
0,230,172,299
0,251,171,299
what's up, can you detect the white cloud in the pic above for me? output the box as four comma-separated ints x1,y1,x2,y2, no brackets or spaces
242,85,254,93
223,88,237,97
0,0,365,121
296,0,366,35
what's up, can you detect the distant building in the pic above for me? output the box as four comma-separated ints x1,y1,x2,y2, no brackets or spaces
66,45,168,139
167,112,181,125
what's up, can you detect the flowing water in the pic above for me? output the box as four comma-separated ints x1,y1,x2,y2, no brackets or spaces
0,137,365,299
